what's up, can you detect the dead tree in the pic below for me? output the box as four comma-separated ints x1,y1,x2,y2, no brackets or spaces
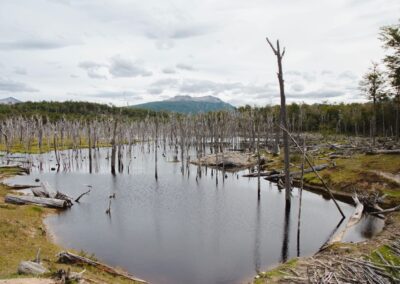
111,118,118,175
267,37,291,205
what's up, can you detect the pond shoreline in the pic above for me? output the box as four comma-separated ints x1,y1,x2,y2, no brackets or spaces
0,166,146,284
1,148,399,284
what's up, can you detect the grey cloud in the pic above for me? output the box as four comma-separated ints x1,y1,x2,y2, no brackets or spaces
78,61,103,69
91,91,139,98
14,68,27,75
287,90,344,99
321,70,334,76
170,26,210,39
290,83,305,92
151,78,179,87
285,70,302,76
0,78,38,93
178,79,274,97
147,88,163,95
285,70,316,82
162,67,176,74
109,57,152,78
176,63,196,71
78,61,108,79
338,71,358,81
0,39,71,50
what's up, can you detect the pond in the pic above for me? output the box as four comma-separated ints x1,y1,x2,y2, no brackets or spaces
3,146,384,284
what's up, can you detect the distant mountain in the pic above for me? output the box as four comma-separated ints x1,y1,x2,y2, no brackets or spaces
131,95,235,114
0,97,22,105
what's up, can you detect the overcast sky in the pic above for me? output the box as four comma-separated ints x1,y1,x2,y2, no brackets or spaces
0,0,398,107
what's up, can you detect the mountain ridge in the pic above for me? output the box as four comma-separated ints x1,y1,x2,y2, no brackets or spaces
131,95,234,114
0,97,22,105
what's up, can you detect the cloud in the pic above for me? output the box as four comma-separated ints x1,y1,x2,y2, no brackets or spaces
90,91,139,99
178,79,274,98
338,71,358,81
78,61,108,79
176,63,196,71
287,90,344,99
290,83,305,92
0,78,38,93
162,67,176,74
151,78,179,87
0,38,72,50
147,88,163,95
14,68,27,75
109,56,152,78
170,26,210,39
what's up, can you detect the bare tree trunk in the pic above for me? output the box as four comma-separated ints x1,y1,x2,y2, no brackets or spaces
155,117,158,180
267,38,291,205
88,123,92,173
111,119,118,175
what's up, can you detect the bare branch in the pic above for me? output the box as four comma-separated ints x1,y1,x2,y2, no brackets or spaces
266,37,278,55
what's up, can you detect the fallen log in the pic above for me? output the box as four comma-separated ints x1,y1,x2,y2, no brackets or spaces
5,194,69,208
366,149,400,155
18,261,48,275
370,205,400,215
320,194,364,250
58,251,147,283
242,171,273,177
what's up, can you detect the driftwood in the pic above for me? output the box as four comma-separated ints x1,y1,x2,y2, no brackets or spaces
32,182,73,206
5,194,69,208
75,189,91,203
366,149,400,155
242,171,273,177
18,261,48,275
321,194,364,249
371,204,400,215
56,268,86,283
58,251,147,283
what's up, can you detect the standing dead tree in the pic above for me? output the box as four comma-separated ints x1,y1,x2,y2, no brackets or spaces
266,37,291,205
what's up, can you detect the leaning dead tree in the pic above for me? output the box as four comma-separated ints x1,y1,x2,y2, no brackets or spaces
266,37,291,204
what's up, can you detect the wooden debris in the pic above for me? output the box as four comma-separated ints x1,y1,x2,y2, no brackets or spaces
321,194,364,249
75,189,91,203
18,261,48,275
366,149,400,155
57,251,147,283
5,194,69,208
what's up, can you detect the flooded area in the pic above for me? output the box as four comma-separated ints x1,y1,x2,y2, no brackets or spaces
2,146,384,284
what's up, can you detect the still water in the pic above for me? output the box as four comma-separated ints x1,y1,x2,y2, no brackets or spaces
3,146,384,284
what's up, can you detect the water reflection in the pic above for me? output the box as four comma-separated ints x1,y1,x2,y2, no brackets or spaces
281,201,291,262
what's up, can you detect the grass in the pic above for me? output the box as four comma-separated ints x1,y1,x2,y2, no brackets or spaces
369,244,400,279
0,138,111,154
0,166,143,283
254,258,298,283
264,149,400,205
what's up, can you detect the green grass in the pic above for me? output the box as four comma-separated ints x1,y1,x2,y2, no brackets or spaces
0,138,112,154
254,258,298,283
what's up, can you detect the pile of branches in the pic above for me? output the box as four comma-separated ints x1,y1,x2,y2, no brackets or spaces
281,237,400,284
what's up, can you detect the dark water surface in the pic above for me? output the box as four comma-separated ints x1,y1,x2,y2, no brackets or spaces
3,146,384,284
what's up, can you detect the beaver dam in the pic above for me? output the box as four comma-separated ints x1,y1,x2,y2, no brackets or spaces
2,146,384,284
